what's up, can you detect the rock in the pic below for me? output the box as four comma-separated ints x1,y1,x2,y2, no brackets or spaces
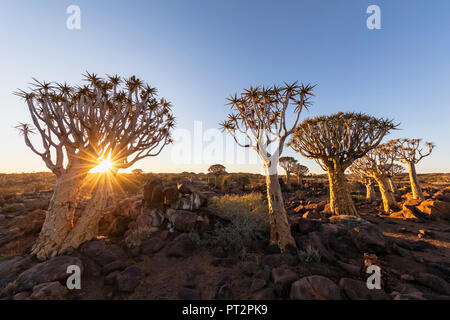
13,291,31,300
164,187,179,205
348,223,386,253
214,276,233,300
140,237,165,255
339,278,390,300
271,265,298,297
211,258,237,268
291,218,322,234
79,239,127,267
116,266,145,292
211,247,227,258
102,260,127,275
416,200,450,221
104,271,120,285
413,273,450,295
143,178,164,208
302,211,322,220
164,233,197,258
252,287,276,300
178,287,201,299
261,253,297,269
304,232,335,262
426,261,450,281
337,261,361,276
15,256,83,291
14,209,46,235
0,255,38,279
250,278,267,292
2,203,25,213
391,243,410,257
30,281,68,300
107,216,132,237
392,291,427,300
329,215,370,228
290,275,342,300
166,209,198,232
177,182,196,195
172,192,206,211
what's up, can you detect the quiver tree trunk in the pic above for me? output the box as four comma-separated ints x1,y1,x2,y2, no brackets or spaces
264,165,296,251
31,163,88,260
327,168,358,216
58,174,110,254
373,175,398,213
388,177,398,193
296,175,302,187
407,161,424,201
365,182,376,202
285,171,291,189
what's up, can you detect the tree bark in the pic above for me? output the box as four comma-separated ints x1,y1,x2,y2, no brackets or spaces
264,165,296,251
388,177,398,193
58,175,110,254
31,163,88,260
327,168,358,216
374,175,398,213
407,161,424,201
365,183,376,202
296,175,302,187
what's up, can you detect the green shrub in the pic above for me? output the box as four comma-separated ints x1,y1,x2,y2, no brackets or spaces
205,193,268,251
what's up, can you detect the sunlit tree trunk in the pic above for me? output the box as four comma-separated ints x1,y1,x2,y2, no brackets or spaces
264,164,296,251
296,175,302,187
59,175,110,254
31,161,88,260
407,161,424,201
388,177,398,193
365,182,376,202
374,175,398,213
327,166,358,216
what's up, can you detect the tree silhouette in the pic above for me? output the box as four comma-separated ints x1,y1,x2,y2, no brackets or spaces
220,82,315,251
208,164,227,186
292,163,309,187
278,156,297,188
15,73,174,259
289,112,397,216
389,138,434,201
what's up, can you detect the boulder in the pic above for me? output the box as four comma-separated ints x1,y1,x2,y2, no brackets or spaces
143,178,164,208
339,278,390,300
416,200,450,221
166,209,198,232
30,281,68,300
164,187,179,205
0,255,38,279
1,203,25,213
171,192,206,211
251,287,276,300
271,265,298,297
250,278,267,292
116,265,145,292
15,256,83,291
164,233,197,258
140,236,165,255
413,272,450,296
178,287,201,299
261,253,297,269
290,275,342,300
79,239,127,267
348,223,386,253
302,211,322,220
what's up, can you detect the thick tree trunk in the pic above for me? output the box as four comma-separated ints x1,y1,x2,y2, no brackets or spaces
264,165,296,252
327,168,358,216
407,161,424,201
31,164,87,260
58,175,110,254
365,183,376,202
374,175,398,213
296,175,302,187
388,177,398,193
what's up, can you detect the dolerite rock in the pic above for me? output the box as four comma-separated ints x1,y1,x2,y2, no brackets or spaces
140,236,165,255
164,233,197,258
164,187,179,205
413,273,450,295
29,281,68,300
143,178,164,208
116,266,145,292
290,275,342,300
15,256,83,291
171,192,206,211
214,276,233,300
178,287,201,300
271,265,298,297
329,215,369,228
0,255,38,279
416,200,450,221
166,209,198,232
250,278,267,292
347,221,386,253
79,239,127,267
252,287,276,300
339,278,390,300
261,253,297,269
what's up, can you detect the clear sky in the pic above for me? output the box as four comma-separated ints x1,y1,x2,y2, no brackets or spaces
0,0,449,174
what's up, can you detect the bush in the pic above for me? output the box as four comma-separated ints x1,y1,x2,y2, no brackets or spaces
205,193,268,251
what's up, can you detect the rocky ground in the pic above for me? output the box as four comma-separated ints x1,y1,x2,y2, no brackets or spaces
0,177,449,300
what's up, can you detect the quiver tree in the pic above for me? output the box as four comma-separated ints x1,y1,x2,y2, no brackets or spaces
351,145,400,213
348,164,376,202
389,138,434,201
386,163,404,193
220,82,315,251
289,112,397,216
207,164,227,186
15,73,174,259
278,156,297,188
292,163,309,187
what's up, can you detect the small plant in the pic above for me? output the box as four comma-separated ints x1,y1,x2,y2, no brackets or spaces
298,244,321,263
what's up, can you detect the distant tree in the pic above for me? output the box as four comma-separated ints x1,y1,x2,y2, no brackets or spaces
389,138,434,201
220,82,315,251
348,163,376,202
15,73,174,259
278,156,297,188
289,112,397,216
132,168,144,175
208,164,227,186
292,163,309,187
351,144,399,212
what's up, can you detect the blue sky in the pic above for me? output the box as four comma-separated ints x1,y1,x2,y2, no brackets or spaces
0,0,449,174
